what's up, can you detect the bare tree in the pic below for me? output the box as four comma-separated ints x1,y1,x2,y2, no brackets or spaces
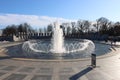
2,25,17,36
96,17,109,32
71,22,76,28
77,20,84,33
82,20,91,33
66,26,72,35
47,24,53,33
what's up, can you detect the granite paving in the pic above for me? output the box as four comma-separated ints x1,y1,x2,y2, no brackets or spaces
0,42,120,80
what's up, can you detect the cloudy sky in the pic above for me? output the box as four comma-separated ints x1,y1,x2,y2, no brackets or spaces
0,13,76,29
0,0,120,29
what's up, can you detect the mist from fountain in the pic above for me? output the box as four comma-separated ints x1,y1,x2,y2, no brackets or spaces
50,21,65,53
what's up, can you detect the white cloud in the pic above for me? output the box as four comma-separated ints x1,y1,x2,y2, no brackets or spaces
0,13,76,28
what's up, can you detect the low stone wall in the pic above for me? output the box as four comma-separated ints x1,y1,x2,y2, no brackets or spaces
0,33,111,42
0,36,13,41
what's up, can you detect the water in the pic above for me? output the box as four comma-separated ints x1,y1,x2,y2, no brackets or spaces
50,22,65,53
22,39,95,59
22,21,95,59
6,41,111,59
94,43,111,56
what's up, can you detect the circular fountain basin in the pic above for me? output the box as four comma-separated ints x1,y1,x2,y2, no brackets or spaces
4,40,111,60
22,39,95,59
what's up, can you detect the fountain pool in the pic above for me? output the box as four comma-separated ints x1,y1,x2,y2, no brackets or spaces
22,22,95,59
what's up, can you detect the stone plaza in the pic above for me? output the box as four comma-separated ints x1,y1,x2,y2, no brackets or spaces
0,42,120,80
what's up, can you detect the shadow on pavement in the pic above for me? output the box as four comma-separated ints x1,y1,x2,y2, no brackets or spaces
69,67,93,80
0,56,13,60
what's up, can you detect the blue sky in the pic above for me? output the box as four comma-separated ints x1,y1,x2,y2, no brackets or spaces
0,0,120,29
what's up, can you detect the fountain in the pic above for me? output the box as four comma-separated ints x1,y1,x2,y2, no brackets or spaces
22,21,95,59
50,21,65,53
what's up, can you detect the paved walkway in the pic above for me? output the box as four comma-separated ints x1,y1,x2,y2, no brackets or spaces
0,42,120,80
